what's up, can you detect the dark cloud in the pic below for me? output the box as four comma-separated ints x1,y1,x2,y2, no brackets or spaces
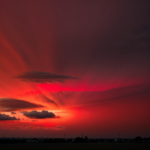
11,112,16,114
0,98,44,112
14,71,79,83
0,113,19,121
22,110,57,119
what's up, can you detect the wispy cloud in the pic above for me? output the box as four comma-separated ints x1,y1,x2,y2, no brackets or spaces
39,94,58,107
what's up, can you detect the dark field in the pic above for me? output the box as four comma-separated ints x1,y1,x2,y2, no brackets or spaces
0,143,150,150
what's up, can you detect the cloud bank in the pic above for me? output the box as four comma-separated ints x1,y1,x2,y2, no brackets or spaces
14,71,79,83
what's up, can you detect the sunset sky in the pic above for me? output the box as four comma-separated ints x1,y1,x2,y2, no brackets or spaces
0,0,150,138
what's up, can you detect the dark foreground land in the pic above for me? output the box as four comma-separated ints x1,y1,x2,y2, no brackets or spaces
1,143,150,150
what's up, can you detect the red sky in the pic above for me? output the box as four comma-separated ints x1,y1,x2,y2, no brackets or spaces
0,0,150,138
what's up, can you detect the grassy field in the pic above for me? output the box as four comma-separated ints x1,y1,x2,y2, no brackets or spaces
0,143,150,150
